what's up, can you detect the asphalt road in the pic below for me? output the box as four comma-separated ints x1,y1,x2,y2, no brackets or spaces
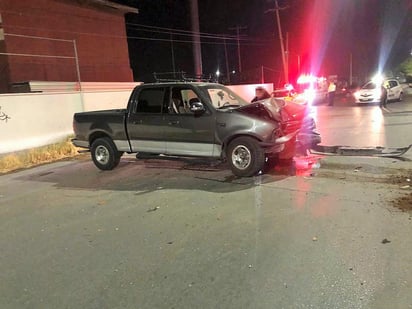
1,94,412,309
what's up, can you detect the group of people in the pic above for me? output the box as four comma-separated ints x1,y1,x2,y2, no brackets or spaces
251,83,338,106
252,81,388,108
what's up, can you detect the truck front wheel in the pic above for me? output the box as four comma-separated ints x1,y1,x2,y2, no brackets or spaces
227,137,265,177
91,137,121,170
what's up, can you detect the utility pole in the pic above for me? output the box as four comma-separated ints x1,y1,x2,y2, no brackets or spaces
188,0,202,77
285,31,289,84
266,1,288,84
349,52,353,86
170,32,176,77
261,66,264,83
229,25,247,73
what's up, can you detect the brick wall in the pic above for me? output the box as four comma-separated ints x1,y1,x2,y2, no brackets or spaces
0,0,134,91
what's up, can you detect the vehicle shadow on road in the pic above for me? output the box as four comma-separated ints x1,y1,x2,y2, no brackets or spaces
18,156,293,194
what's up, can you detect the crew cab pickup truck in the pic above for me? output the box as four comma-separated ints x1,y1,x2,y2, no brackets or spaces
72,82,321,177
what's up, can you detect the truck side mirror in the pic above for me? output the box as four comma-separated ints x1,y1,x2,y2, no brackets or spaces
189,101,205,115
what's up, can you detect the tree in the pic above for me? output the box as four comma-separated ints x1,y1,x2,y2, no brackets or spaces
398,57,412,77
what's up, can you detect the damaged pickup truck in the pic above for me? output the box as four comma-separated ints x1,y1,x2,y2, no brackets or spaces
72,82,321,177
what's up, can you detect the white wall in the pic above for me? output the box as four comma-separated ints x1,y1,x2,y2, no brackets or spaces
0,83,273,154
0,89,134,154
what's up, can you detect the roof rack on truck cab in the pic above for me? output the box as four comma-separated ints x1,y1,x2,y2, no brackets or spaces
153,71,216,83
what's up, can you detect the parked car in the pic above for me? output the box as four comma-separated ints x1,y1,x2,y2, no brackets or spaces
272,88,295,100
354,79,403,104
72,82,321,177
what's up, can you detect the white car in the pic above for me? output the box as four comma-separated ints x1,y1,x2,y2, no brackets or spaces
354,79,403,104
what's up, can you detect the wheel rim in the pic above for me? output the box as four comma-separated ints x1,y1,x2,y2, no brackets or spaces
95,145,110,165
232,144,251,170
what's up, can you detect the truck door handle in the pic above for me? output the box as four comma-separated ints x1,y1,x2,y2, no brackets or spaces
168,120,179,125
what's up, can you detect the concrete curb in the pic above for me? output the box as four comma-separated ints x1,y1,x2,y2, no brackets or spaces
313,155,412,185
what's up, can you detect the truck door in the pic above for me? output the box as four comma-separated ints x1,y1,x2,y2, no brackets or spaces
164,86,218,157
127,87,167,153
386,80,399,101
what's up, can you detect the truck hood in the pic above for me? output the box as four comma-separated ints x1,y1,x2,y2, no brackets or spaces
236,99,282,122
236,98,308,122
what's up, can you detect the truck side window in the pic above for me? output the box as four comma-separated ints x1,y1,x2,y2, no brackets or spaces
169,87,203,115
136,88,165,113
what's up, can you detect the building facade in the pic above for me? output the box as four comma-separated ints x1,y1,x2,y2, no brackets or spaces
0,0,138,92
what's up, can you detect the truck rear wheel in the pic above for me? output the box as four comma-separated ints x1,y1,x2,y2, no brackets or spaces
91,137,121,170
227,137,265,177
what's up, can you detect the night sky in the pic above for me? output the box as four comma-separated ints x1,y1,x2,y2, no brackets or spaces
114,0,412,85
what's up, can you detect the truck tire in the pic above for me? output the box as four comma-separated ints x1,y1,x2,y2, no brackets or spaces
227,137,265,177
91,137,121,170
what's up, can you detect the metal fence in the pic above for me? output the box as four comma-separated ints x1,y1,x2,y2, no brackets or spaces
0,32,81,92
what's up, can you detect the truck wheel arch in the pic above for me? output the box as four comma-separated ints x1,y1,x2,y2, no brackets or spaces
226,136,265,177
89,131,112,146
222,134,262,157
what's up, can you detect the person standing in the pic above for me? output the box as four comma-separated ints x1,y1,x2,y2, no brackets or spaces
380,84,388,108
251,86,271,102
327,81,336,106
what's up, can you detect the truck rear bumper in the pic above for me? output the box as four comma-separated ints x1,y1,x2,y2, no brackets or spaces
72,139,89,149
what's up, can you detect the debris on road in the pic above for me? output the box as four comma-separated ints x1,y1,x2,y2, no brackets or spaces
312,236,318,241
381,238,391,244
354,166,362,172
147,206,160,212
311,144,412,157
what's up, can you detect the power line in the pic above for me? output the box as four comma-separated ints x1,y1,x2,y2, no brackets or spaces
3,26,271,47
126,22,238,39
1,9,269,44
127,24,236,41
126,22,270,43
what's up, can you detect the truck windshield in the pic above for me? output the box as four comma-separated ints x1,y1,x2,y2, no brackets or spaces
201,86,249,109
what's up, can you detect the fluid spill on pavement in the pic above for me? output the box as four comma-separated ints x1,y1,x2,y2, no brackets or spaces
392,192,412,213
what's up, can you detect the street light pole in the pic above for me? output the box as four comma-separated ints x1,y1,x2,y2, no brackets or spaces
229,25,247,73
224,38,230,83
